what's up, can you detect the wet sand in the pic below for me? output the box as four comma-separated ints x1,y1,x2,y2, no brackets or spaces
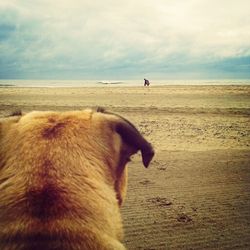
1,85,250,249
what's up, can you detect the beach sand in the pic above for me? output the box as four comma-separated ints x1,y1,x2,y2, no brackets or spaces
1,85,250,249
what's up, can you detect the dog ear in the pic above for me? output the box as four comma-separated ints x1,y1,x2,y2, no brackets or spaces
115,118,154,168
0,112,22,140
96,109,154,167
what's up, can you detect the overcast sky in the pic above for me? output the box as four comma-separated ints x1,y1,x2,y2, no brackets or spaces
0,0,250,79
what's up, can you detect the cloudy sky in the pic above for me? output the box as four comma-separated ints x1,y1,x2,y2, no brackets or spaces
0,0,250,79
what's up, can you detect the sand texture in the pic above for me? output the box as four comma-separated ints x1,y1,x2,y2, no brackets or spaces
0,85,250,249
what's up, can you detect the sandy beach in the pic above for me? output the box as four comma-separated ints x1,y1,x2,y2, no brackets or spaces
0,85,250,249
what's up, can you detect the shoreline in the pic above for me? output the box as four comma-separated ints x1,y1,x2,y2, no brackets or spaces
1,84,250,88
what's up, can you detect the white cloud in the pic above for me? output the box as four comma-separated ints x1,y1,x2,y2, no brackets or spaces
0,0,250,78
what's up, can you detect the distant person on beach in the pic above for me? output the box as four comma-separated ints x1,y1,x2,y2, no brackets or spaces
144,78,150,86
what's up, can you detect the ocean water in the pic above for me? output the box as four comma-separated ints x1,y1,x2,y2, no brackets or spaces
0,79,250,87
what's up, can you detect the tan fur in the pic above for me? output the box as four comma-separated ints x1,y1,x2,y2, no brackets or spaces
0,109,154,250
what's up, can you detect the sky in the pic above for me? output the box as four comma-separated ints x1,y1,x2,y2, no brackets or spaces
0,0,250,80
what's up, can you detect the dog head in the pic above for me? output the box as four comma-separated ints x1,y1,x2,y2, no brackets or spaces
0,109,154,208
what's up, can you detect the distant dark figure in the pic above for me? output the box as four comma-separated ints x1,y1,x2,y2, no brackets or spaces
144,78,150,86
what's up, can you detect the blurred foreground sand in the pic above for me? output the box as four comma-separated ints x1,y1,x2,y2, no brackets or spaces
1,85,250,249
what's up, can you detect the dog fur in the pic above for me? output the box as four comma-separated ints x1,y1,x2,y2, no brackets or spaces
0,109,154,250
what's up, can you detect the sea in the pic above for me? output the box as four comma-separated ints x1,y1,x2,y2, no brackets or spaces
0,79,250,87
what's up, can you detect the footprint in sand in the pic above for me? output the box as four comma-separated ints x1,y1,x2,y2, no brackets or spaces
177,213,193,223
147,197,172,207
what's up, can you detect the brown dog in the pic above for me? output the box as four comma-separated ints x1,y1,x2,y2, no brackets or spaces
0,109,154,250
